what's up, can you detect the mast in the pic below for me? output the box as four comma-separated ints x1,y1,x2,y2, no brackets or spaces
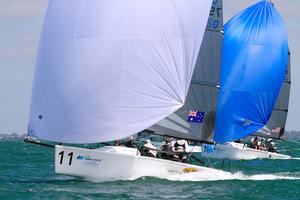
149,0,223,141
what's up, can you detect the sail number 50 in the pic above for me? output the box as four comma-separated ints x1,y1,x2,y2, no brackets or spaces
58,151,73,165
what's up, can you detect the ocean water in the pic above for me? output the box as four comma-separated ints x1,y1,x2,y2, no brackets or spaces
1,141,300,200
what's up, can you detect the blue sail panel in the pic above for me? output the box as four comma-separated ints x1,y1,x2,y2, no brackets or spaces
214,0,288,143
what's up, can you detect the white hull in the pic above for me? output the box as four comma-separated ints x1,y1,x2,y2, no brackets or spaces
55,145,229,181
202,142,291,160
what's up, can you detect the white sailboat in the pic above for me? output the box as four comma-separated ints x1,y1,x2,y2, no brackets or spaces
203,50,292,160
26,0,232,181
202,0,292,161
202,141,291,160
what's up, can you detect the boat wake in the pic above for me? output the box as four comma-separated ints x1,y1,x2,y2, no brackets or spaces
163,172,300,182
289,157,300,160
85,170,300,183
127,171,300,182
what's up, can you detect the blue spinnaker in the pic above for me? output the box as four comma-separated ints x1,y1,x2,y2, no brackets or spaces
214,0,288,143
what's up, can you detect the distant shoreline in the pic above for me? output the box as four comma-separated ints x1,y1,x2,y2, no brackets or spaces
0,133,25,141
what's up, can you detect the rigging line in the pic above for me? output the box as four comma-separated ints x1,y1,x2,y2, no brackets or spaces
273,108,288,112
24,137,55,148
206,28,223,33
190,155,205,165
206,154,212,168
191,80,220,88
283,80,291,84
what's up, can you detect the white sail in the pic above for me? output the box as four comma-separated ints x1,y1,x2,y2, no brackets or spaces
28,0,213,143
150,0,223,141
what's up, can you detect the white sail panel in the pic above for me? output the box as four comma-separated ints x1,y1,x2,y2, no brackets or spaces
28,0,213,143
150,0,223,141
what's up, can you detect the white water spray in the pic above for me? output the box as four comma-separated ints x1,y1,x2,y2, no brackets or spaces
138,171,300,182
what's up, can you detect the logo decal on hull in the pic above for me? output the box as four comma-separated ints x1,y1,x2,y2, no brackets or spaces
76,155,102,166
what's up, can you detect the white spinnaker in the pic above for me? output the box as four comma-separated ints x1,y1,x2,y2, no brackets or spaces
28,0,213,143
150,0,223,141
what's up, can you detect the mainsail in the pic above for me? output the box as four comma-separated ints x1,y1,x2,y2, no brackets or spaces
150,0,223,141
214,0,289,143
28,0,213,143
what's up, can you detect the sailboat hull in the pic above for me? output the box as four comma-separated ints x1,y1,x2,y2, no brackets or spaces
55,145,229,181
202,142,291,160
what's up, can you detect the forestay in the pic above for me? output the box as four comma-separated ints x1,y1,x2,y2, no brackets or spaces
150,0,223,141
214,0,289,143
28,0,213,143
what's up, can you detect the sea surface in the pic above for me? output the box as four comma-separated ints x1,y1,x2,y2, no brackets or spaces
1,140,300,200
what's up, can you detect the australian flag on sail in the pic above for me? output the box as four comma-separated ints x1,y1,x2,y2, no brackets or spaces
187,110,205,123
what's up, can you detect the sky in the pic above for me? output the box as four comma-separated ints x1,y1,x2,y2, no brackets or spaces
0,0,299,134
